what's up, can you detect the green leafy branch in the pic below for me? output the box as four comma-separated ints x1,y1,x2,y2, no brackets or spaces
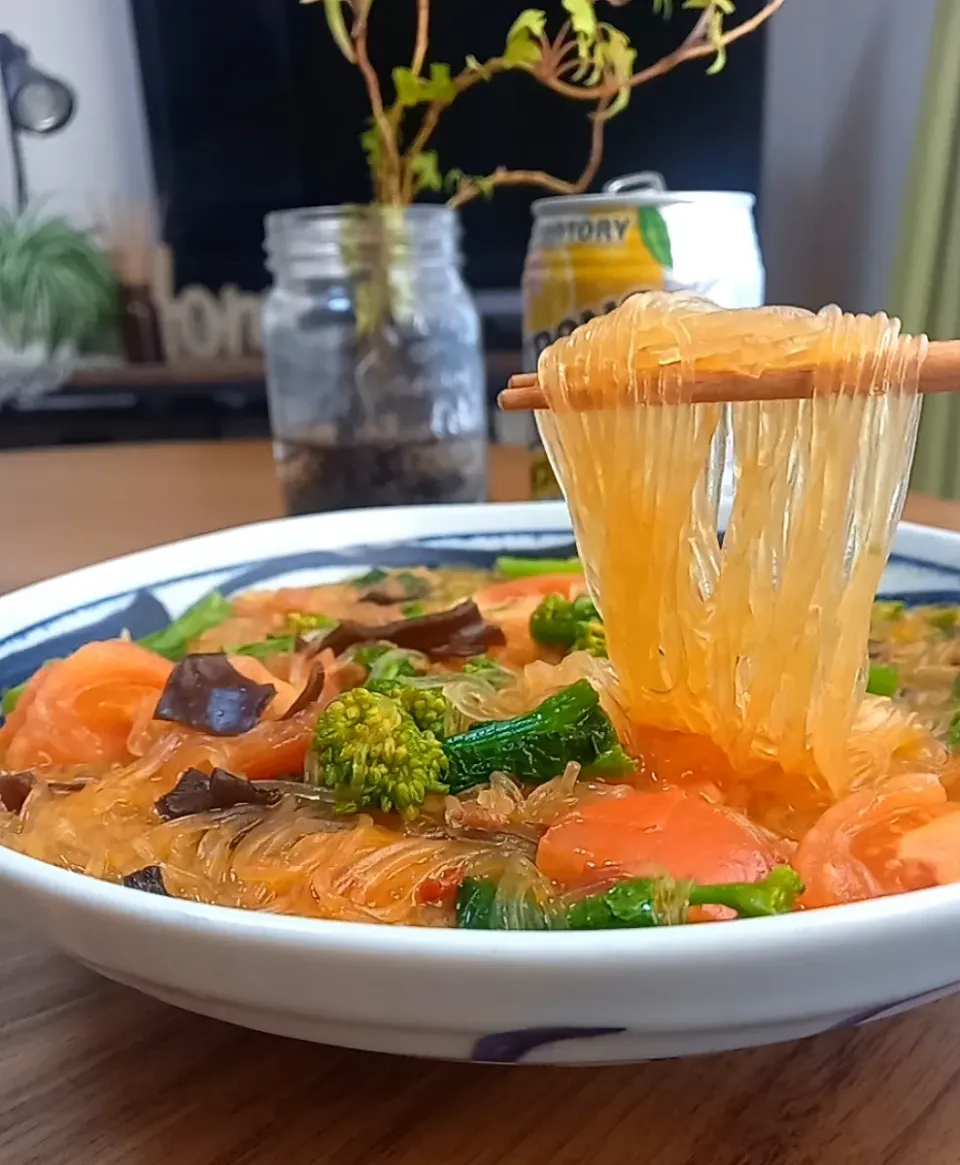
304,0,786,208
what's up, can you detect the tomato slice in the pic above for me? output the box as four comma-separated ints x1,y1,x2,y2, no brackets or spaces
474,573,586,606
1,642,173,769
793,775,957,907
537,786,788,889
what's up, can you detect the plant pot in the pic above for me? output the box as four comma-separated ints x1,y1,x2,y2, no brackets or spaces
0,336,74,403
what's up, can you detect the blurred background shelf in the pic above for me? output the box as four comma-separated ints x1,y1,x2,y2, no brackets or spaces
0,351,523,448
68,357,265,388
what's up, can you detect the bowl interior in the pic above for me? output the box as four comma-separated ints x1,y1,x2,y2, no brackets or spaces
2,501,960,694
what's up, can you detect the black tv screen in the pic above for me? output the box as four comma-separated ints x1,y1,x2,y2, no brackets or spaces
132,0,766,298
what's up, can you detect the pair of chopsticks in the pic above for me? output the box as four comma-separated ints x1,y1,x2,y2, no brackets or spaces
498,339,960,412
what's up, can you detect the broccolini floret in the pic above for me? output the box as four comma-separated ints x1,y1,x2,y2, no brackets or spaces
573,619,607,659
530,593,601,651
308,688,448,819
400,687,449,737
462,655,512,689
443,679,630,795
364,648,455,736
373,682,450,738
285,611,334,635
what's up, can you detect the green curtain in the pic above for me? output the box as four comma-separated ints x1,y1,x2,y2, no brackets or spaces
888,0,960,497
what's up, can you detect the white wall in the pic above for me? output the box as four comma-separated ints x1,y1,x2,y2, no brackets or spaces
0,0,154,225
761,0,938,315
0,0,939,315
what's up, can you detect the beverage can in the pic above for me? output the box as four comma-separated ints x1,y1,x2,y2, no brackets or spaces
520,172,765,497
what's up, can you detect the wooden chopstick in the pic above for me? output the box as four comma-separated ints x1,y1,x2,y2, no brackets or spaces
498,338,960,412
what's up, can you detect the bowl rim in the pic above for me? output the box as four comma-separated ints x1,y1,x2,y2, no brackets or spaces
3,831,960,964
2,499,960,962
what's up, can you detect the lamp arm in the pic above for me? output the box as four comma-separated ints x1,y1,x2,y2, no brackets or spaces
0,33,27,210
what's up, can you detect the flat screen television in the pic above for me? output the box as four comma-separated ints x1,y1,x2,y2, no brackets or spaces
131,0,766,322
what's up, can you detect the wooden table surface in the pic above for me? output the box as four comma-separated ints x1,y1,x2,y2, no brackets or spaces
2,440,960,1165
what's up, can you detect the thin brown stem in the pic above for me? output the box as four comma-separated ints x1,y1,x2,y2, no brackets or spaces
537,0,786,102
538,20,577,77
447,169,576,208
580,101,609,189
447,101,610,209
400,58,510,200
386,0,430,141
411,0,429,76
353,1,403,202
681,7,714,50
551,19,571,52
557,57,585,79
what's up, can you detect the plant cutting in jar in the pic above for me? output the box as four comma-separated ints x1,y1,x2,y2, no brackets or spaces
268,0,786,514
305,0,786,208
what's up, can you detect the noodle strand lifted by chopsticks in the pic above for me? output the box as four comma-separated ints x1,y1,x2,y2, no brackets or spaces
536,293,925,795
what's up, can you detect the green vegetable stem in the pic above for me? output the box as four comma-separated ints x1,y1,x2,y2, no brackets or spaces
456,877,498,928
364,647,428,690
873,600,905,621
139,591,234,661
308,679,630,815
948,710,960,752
349,642,396,669
454,873,557,930
687,866,804,919
865,664,899,698
1,682,27,716
232,635,299,660
443,679,630,795
567,867,804,930
352,568,388,587
495,556,583,580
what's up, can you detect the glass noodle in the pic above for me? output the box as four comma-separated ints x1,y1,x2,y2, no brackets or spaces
536,293,925,796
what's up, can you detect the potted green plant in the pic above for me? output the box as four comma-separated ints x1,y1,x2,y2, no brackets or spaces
0,205,118,399
261,0,784,514
310,0,784,205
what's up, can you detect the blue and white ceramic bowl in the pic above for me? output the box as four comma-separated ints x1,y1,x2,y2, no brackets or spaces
2,501,960,1065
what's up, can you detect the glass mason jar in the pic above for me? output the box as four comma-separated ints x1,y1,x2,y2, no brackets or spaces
262,205,487,514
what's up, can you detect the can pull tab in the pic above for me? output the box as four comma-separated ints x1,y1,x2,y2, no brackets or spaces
603,172,667,195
